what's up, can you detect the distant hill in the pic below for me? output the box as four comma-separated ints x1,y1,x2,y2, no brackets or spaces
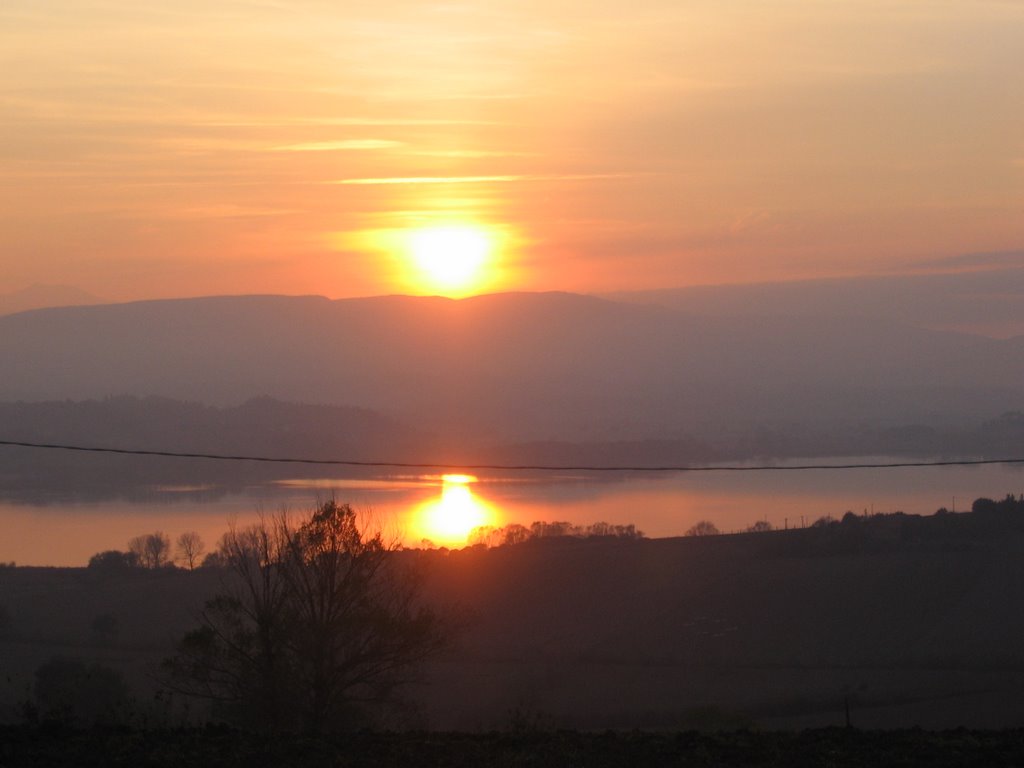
0,284,102,316
1,397,1021,499
0,291,1022,456
0,395,418,458
606,266,1024,338
0,396,426,498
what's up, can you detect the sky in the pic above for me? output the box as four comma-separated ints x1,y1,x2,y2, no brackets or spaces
1,0,1022,302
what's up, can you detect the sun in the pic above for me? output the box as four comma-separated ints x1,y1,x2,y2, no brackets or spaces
407,225,494,295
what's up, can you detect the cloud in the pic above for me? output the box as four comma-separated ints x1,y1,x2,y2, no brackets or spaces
911,250,1024,272
273,139,403,151
149,205,301,220
332,173,639,185
200,117,498,127
410,149,537,158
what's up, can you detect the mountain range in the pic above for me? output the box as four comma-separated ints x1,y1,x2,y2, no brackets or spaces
1,280,1022,466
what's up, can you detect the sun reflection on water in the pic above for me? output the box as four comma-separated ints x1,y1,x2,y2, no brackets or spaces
413,474,496,547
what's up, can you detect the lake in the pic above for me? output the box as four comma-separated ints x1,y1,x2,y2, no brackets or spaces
3,458,1023,566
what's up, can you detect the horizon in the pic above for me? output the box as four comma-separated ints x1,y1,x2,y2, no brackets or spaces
3,254,1023,304
6,261,1024,342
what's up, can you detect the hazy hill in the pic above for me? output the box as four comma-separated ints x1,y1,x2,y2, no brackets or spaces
0,396,429,499
0,396,416,459
606,266,1024,339
1,292,1022,453
0,284,102,316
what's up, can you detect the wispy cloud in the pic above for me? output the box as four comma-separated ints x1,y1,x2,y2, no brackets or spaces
913,250,1024,272
332,173,638,185
273,140,403,152
410,149,536,158
151,204,301,220
200,117,499,128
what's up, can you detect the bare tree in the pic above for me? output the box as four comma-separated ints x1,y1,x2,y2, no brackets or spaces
175,531,206,570
161,501,451,733
127,532,171,569
165,519,292,727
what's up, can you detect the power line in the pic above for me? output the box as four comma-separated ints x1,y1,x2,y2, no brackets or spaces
1,438,1023,473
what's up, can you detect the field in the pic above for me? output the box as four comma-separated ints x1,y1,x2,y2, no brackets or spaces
4,517,1024,731
4,726,1024,767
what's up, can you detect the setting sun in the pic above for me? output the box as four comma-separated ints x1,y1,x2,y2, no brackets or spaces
407,226,494,295
415,474,495,546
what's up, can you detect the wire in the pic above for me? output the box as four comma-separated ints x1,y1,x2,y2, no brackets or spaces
1,438,1023,473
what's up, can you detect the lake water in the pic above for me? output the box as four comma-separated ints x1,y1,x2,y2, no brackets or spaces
3,458,1023,566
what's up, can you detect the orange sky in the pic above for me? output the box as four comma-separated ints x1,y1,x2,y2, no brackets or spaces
1,0,1022,301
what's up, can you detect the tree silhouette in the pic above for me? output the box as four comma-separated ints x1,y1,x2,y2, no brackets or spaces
128,532,171,569
161,501,451,733
176,531,205,570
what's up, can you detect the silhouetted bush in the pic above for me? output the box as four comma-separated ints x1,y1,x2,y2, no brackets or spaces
32,657,130,726
199,550,227,569
87,549,139,572
972,493,1024,518
685,520,720,537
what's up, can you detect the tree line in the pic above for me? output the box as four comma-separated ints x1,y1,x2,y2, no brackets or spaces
467,520,644,548
88,530,207,572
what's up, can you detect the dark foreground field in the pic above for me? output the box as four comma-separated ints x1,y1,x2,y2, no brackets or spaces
4,725,1024,768
5,503,1024,731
